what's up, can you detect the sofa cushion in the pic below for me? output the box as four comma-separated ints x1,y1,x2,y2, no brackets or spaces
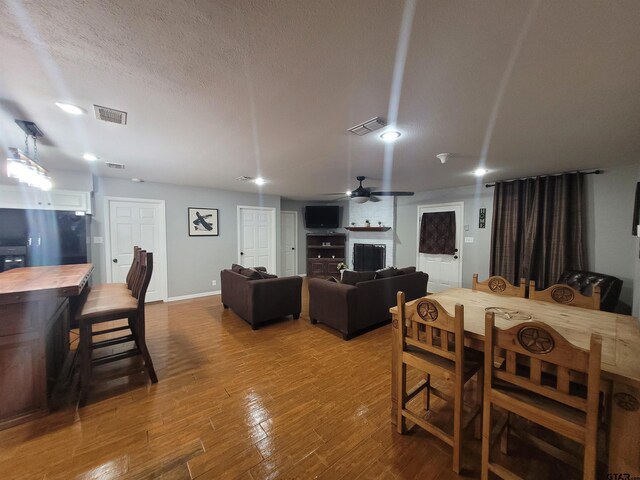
239,268,263,280
231,263,244,273
254,267,267,272
398,266,417,275
341,270,376,285
375,267,401,279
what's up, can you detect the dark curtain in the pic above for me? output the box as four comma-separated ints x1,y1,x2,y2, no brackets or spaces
633,182,640,236
419,211,456,255
490,173,585,289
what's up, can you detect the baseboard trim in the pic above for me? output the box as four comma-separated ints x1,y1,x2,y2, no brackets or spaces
167,290,220,302
298,273,307,277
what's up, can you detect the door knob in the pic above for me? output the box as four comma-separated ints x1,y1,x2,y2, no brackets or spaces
240,252,244,256
112,258,118,263
291,247,295,250
453,255,458,260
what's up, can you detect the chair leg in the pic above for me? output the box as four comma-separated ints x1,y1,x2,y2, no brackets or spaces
397,362,407,434
424,373,431,411
133,314,158,383
452,375,463,474
481,400,492,480
78,321,92,407
475,369,484,440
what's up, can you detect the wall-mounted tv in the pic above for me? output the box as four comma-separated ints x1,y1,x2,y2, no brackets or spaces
304,206,340,228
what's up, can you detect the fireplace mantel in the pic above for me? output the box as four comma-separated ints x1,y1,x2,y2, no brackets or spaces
344,227,391,232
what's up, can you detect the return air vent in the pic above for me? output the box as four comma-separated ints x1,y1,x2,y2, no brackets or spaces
106,162,125,169
236,176,254,182
94,105,128,125
347,117,386,136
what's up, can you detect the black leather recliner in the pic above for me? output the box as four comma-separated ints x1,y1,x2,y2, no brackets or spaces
557,270,623,312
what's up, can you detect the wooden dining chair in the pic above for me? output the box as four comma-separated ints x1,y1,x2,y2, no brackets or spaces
92,246,142,294
529,280,601,310
481,312,602,480
473,274,526,297
396,292,483,474
76,250,157,406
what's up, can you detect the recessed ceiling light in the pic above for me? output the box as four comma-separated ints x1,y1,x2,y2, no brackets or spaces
82,153,99,161
254,177,265,186
345,190,352,195
55,102,84,115
474,168,489,177
380,131,401,142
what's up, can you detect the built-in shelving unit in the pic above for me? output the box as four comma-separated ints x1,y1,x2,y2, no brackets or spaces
344,226,391,232
307,233,346,278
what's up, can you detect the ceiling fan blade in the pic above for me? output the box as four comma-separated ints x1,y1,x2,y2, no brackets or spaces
369,196,381,202
370,191,415,196
322,192,349,196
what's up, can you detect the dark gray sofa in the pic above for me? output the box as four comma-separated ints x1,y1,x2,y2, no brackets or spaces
308,271,428,340
220,269,302,329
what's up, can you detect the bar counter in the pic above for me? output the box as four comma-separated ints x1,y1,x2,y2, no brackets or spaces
0,264,93,429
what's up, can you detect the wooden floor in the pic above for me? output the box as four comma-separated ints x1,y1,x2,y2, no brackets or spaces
0,283,582,479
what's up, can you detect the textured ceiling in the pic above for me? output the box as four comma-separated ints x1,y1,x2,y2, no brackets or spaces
1,0,639,200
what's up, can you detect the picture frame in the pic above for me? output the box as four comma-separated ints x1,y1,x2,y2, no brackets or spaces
188,207,219,236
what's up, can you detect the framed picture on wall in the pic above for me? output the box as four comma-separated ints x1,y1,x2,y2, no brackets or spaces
188,207,219,236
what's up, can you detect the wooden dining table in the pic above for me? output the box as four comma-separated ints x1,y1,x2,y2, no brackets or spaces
390,288,640,474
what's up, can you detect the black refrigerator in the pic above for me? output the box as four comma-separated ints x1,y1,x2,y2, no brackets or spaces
0,208,90,270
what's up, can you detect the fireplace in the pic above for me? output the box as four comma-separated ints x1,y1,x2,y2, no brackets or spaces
353,244,386,271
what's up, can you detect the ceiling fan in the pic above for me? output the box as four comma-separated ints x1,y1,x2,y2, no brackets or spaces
330,176,415,204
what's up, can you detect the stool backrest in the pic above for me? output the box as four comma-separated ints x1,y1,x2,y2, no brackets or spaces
529,281,600,310
397,292,464,365
484,312,601,413
473,274,526,297
126,246,142,288
135,251,154,308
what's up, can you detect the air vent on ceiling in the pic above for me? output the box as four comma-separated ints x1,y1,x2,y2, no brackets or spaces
94,105,128,125
106,162,125,169
237,176,254,182
347,116,386,136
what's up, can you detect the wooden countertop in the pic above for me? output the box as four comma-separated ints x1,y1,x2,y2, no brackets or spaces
0,264,93,305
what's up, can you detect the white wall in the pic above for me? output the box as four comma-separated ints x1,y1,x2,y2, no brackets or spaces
91,176,280,299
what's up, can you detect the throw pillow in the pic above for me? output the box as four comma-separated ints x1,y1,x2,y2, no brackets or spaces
341,270,376,285
398,266,417,275
239,268,263,280
254,266,267,272
375,267,401,279
231,263,244,273
258,271,278,279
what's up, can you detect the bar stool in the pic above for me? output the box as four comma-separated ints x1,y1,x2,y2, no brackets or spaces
76,250,157,406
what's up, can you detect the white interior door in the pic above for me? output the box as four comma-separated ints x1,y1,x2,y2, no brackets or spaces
280,211,297,276
416,203,463,293
107,198,167,302
238,206,276,273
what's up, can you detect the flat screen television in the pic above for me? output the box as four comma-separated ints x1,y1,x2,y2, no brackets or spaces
304,206,340,228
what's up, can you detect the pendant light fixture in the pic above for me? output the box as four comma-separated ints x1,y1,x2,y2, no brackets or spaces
6,120,52,191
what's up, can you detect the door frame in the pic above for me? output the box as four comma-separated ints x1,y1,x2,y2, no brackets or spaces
280,210,298,276
103,196,168,302
415,201,464,288
237,205,277,273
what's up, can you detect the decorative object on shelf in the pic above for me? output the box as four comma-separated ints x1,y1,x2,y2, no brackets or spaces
332,255,335,258
317,254,321,258
344,226,391,232
6,120,52,191
188,207,219,236
365,220,370,227
378,221,382,227
351,222,356,227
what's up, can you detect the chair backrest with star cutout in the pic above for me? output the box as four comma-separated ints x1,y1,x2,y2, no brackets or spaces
484,312,602,411
529,281,600,310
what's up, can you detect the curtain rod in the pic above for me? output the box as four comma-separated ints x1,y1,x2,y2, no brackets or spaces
485,169,602,188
